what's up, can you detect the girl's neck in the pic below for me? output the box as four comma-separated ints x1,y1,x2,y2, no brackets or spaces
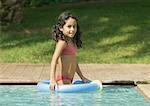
64,36,72,43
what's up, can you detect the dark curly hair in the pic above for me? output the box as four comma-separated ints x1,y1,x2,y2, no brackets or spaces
51,11,82,48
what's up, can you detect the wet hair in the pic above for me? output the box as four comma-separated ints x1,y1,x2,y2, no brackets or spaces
51,11,82,48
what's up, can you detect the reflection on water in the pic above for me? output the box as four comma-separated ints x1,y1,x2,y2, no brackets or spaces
0,85,149,106
49,91,102,106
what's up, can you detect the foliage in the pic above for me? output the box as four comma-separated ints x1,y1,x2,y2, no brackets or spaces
24,0,80,7
0,0,150,63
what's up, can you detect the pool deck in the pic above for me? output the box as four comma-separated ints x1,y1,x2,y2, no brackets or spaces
0,63,150,101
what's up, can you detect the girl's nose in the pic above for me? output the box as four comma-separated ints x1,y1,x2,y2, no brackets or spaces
71,27,74,31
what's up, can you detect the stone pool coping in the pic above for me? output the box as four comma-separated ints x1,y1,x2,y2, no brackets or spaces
0,64,150,100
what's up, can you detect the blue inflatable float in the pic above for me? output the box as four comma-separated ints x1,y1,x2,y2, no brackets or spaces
37,80,102,93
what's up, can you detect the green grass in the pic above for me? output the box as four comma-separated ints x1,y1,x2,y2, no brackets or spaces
0,0,150,63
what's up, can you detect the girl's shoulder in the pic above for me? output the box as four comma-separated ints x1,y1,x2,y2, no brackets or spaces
57,39,66,44
56,39,67,48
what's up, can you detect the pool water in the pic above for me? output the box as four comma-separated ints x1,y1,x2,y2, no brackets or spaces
0,85,149,106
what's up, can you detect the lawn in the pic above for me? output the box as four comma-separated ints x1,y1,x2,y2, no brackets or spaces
0,0,150,63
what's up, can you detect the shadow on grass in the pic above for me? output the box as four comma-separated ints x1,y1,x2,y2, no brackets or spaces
78,3,150,62
0,31,49,48
0,1,150,63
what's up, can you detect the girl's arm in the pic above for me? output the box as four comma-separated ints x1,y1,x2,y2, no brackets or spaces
50,40,66,90
76,64,90,82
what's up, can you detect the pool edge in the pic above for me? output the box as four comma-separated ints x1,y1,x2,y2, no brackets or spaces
136,84,150,102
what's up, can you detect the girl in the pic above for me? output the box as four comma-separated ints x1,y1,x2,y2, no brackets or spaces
50,11,90,90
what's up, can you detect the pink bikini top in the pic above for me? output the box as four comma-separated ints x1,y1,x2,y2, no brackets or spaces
62,42,76,55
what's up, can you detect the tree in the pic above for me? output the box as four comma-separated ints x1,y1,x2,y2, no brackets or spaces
0,0,25,27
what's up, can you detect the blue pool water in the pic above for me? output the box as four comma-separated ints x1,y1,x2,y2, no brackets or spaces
0,85,149,106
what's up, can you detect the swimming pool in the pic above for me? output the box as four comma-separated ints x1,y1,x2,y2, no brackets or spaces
0,85,149,106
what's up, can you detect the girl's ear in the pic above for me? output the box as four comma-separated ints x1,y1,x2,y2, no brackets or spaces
59,27,63,32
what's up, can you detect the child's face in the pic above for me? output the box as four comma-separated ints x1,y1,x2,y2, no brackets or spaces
60,17,77,38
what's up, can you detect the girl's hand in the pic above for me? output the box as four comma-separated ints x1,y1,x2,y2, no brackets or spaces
49,80,57,90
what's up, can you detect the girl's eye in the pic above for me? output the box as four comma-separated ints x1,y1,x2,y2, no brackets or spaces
67,25,76,28
73,25,76,28
68,25,71,28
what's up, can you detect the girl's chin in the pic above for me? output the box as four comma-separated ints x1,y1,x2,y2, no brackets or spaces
68,35,74,38
65,34,75,38
70,36,74,38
